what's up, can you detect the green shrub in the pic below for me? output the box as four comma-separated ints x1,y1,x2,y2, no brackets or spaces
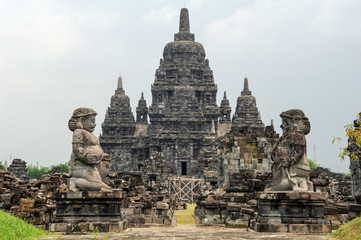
308,158,320,171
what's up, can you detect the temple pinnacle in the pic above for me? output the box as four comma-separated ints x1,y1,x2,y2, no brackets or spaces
241,77,252,96
141,92,144,100
117,76,123,90
179,8,190,32
244,78,249,91
223,91,227,100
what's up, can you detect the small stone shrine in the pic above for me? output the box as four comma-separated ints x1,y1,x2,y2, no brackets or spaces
50,108,127,232
253,109,331,233
8,158,30,182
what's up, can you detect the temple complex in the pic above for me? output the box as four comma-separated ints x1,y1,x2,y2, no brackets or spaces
100,8,276,183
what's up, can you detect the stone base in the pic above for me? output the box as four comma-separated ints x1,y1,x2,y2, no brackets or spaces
253,192,331,233
48,221,127,232
253,223,331,233
50,190,127,232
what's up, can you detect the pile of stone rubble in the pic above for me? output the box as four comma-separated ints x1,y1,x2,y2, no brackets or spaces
0,169,66,227
109,171,176,227
0,169,176,229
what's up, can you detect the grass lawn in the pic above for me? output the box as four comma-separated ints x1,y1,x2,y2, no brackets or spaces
329,216,361,240
174,203,196,225
0,209,50,240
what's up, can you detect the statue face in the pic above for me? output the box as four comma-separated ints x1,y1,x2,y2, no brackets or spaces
82,115,96,132
280,118,293,134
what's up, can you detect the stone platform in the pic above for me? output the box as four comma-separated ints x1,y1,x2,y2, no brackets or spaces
253,192,331,233
49,190,127,232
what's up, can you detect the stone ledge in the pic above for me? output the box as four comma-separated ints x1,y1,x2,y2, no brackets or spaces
256,191,328,201
254,223,331,233
48,221,127,233
53,190,125,199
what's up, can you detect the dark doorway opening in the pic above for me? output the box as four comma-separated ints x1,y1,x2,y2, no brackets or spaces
181,162,187,176
138,164,143,171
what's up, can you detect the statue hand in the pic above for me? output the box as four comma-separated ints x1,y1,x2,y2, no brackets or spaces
86,154,98,165
102,153,111,162
281,157,290,167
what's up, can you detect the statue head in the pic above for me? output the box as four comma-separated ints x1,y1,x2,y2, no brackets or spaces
68,108,97,132
280,109,310,135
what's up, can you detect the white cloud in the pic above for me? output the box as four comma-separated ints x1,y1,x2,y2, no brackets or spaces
144,5,178,22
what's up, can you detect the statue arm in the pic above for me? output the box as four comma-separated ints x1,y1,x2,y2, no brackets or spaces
288,132,306,166
288,144,305,166
72,130,97,165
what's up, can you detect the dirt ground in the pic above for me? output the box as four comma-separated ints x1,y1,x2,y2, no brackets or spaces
38,225,329,240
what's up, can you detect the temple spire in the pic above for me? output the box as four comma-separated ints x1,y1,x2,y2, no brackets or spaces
241,77,252,96
174,8,194,41
117,76,123,90
141,92,144,100
179,8,190,32
223,91,227,100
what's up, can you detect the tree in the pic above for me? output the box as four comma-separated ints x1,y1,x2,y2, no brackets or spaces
333,113,361,161
28,164,49,180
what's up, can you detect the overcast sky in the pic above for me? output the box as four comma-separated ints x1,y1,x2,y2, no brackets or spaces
0,0,360,173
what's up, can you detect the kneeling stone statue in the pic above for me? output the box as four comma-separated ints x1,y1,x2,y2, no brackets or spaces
68,108,112,192
266,109,313,192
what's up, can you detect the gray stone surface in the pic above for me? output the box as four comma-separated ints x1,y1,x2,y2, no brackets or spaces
50,191,127,232
254,192,331,233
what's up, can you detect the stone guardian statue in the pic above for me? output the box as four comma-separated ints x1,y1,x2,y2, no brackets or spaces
266,109,313,192
68,108,112,192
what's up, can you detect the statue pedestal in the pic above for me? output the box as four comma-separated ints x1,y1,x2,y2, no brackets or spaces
49,190,127,232
252,192,331,233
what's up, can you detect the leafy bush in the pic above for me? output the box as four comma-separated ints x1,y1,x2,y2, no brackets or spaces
307,158,319,171
333,113,361,161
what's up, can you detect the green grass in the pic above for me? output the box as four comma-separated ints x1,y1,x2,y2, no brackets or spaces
175,203,196,225
0,209,50,240
329,216,361,240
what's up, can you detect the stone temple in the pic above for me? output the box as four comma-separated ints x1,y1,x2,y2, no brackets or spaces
100,8,277,185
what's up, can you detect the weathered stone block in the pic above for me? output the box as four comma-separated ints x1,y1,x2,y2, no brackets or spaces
156,202,169,210
226,202,243,211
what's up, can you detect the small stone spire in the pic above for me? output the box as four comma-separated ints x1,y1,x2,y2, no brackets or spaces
179,8,190,32
136,92,148,123
174,8,195,41
220,91,231,123
241,77,252,96
115,76,125,95
117,76,123,90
